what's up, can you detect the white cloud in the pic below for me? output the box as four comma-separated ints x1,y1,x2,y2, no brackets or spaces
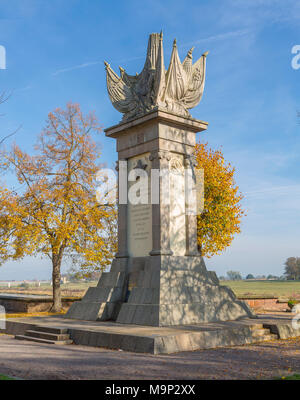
182,29,250,48
52,55,144,76
52,61,102,76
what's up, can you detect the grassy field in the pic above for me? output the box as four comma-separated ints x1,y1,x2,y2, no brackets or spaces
0,374,15,380
220,280,300,299
276,374,300,380
1,280,300,300
0,281,98,297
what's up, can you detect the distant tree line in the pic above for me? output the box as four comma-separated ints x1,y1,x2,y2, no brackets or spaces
63,268,102,282
226,271,242,281
218,257,300,281
218,271,284,281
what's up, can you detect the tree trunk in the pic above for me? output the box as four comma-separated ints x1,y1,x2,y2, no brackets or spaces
50,255,62,312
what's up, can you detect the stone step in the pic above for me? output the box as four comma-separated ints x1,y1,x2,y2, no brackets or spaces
249,324,264,330
15,335,73,345
248,324,279,343
251,328,271,337
261,333,278,341
25,330,71,341
250,333,278,343
31,326,69,335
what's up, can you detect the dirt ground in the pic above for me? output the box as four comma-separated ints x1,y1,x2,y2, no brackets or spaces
0,334,299,380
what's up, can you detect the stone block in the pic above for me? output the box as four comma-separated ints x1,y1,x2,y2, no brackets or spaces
133,305,147,325
127,288,140,304
153,337,165,354
88,331,99,347
120,335,138,352
134,337,154,353
81,287,97,302
116,304,136,325
108,333,124,350
175,334,193,352
160,336,179,354
189,332,206,350
79,331,90,346
95,332,110,348
97,272,110,288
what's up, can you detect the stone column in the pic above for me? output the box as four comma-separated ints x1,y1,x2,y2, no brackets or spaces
115,159,129,258
184,154,199,256
149,150,173,256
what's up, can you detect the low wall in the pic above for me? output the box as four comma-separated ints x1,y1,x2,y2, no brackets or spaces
239,297,288,311
0,295,80,313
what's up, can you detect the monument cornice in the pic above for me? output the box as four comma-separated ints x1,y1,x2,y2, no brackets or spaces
105,109,208,138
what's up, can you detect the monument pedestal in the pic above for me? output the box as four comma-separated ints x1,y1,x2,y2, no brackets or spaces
116,255,253,326
66,110,255,325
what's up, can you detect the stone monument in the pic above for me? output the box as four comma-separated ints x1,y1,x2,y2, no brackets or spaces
66,32,254,326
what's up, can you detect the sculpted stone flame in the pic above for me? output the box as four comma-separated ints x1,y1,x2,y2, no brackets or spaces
104,32,208,122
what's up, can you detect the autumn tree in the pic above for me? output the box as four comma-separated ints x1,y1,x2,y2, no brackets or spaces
0,103,117,311
195,142,245,257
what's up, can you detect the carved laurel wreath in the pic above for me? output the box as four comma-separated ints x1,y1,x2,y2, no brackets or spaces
170,157,184,174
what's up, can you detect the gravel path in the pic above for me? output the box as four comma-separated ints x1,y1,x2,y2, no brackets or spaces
0,334,299,380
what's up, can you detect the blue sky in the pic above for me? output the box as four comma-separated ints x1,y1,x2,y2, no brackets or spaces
0,0,300,280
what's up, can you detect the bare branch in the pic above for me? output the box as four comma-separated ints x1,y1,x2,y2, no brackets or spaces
0,124,22,146
0,91,22,146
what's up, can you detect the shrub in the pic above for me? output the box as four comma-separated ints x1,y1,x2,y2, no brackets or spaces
288,300,300,310
19,282,30,289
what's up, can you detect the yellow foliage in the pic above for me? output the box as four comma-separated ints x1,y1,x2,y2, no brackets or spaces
6,311,66,318
195,142,245,257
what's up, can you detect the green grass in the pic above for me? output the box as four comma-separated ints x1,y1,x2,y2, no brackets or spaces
0,281,98,290
0,374,15,380
220,280,300,299
0,281,98,297
275,374,300,380
2,279,300,300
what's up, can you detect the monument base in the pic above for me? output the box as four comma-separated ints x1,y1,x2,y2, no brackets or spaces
65,256,255,326
6,314,300,354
